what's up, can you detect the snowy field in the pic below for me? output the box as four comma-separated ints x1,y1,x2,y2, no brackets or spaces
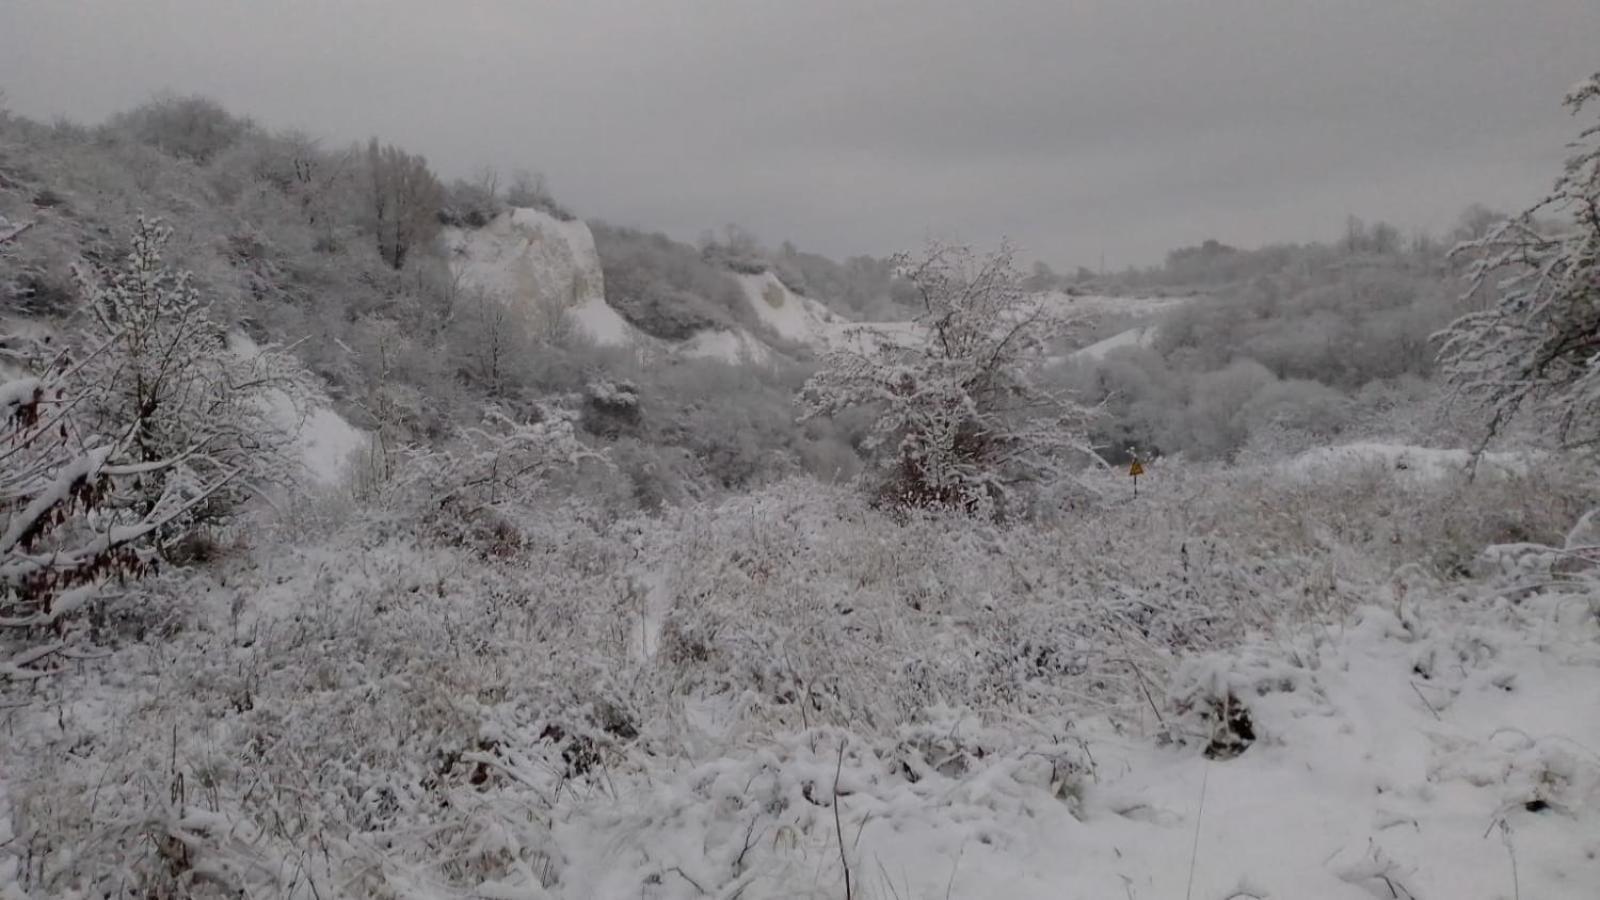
4,455,1596,899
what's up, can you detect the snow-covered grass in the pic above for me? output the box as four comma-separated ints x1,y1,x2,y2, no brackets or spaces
3,453,1595,898
1283,441,1532,482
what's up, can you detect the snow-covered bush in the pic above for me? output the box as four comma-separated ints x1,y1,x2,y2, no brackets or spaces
503,169,575,222
110,93,254,165
381,405,603,552
799,240,1098,519
75,218,312,496
2,217,307,680
439,169,505,229
1437,72,1600,449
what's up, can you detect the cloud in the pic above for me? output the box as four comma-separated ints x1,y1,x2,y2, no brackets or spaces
2,0,1593,264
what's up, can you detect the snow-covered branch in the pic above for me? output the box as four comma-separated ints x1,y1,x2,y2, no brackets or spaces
1436,71,1600,450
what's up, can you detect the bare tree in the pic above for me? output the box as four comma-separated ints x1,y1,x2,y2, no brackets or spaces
366,138,444,269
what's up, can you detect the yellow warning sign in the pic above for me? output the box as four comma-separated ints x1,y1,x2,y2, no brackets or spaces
1128,459,1145,477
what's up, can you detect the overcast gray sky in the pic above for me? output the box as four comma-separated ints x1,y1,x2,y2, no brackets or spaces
2,1,1595,267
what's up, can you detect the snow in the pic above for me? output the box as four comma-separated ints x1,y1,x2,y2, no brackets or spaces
679,326,773,365
292,406,369,486
817,292,1195,359
1044,291,1196,319
0,766,15,900
4,432,1597,898
443,207,640,347
544,590,1600,900
0,376,39,415
567,293,635,346
736,272,843,344
412,585,1597,899
231,334,367,487
1285,441,1531,481
1071,324,1158,360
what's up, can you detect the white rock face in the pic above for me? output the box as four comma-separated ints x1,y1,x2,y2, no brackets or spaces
442,208,639,347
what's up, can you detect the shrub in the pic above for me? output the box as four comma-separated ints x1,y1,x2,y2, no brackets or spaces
2,217,307,679
799,240,1098,519
110,93,253,164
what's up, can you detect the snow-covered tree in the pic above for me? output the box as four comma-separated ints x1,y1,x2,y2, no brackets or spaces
366,138,443,269
74,217,311,503
1437,73,1600,449
2,217,307,679
798,240,1099,520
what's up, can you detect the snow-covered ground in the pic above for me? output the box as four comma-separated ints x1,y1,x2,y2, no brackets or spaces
679,326,774,366
3,460,1595,898
1072,324,1160,360
1285,441,1533,481
557,591,1600,899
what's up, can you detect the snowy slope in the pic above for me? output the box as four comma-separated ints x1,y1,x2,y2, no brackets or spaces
679,327,773,366
1071,324,1159,360
442,208,640,347
736,271,845,345
232,334,367,488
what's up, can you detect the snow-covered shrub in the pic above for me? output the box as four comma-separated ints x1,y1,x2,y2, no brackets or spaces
1437,72,1600,449
109,93,254,165
439,173,504,228
799,241,1098,520
381,405,603,552
581,376,642,438
504,169,575,222
75,218,313,500
2,217,308,680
